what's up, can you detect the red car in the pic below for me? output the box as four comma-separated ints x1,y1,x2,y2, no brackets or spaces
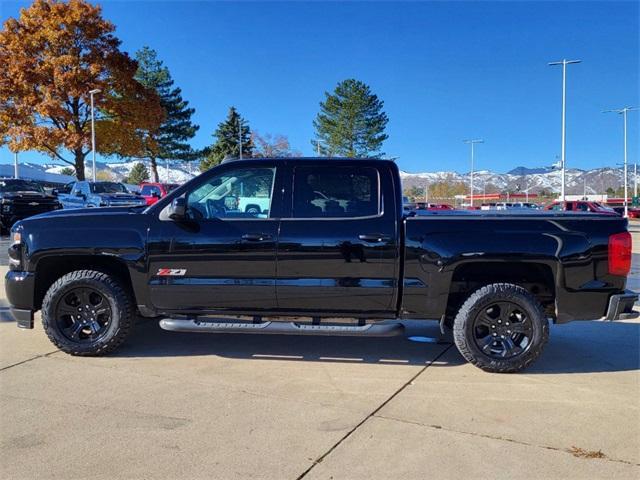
544,201,617,214
139,182,179,206
414,202,455,211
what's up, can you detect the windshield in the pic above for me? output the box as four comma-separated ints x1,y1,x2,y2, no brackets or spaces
0,179,45,193
91,182,128,194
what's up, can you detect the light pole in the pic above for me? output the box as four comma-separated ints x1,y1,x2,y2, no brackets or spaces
604,106,638,218
13,150,18,179
463,139,484,207
549,59,581,202
89,89,101,182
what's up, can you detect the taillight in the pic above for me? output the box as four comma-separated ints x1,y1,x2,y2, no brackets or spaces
608,231,632,276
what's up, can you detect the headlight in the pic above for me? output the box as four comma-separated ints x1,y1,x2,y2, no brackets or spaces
11,231,21,245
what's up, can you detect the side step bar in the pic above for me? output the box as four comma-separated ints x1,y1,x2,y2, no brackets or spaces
159,318,404,337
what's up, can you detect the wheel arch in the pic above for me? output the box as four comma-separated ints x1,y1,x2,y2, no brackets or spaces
445,261,556,325
34,255,135,311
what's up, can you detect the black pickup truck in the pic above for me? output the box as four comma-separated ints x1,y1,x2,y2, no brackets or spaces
5,158,637,372
0,178,61,234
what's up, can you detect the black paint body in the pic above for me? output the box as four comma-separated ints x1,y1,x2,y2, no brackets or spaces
5,158,631,325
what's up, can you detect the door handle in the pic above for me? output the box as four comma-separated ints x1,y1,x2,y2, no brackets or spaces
358,234,390,243
242,233,272,242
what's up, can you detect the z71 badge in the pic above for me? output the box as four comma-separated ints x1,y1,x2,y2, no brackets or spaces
156,268,187,276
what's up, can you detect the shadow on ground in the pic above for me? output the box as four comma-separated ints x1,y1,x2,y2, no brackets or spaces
109,319,640,374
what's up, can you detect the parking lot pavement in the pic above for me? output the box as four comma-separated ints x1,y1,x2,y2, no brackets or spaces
1,256,639,478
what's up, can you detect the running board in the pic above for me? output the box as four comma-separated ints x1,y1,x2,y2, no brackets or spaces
159,318,404,337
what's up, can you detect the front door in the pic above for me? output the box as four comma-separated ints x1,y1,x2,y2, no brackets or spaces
276,163,399,317
147,163,282,314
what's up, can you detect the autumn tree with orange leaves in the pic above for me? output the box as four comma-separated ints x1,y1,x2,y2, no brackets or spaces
0,0,164,180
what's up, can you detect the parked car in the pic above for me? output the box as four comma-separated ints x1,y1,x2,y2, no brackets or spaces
611,206,640,218
544,200,617,214
414,202,454,210
6,158,637,373
0,179,61,234
139,182,179,206
58,181,147,209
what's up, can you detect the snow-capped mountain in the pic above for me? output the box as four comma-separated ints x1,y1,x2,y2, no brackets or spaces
11,161,632,195
400,166,630,195
33,160,198,184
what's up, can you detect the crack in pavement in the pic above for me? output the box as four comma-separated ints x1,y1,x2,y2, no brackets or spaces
0,349,59,373
374,413,640,467
295,344,454,480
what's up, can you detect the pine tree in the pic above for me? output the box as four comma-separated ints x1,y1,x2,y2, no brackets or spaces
200,107,253,171
312,79,389,157
127,162,150,185
134,47,199,182
59,167,75,177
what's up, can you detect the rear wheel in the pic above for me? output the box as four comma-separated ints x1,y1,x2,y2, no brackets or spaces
41,270,134,356
452,283,549,373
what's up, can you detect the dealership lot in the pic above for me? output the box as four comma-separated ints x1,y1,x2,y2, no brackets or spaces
0,231,638,479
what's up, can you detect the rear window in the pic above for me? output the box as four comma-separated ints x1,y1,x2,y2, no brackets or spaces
141,185,162,196
292,166,380,218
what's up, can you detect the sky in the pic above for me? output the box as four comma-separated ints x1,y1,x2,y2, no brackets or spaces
0,0,638,174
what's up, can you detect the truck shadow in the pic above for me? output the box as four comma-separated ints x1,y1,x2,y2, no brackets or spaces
115,319,639,374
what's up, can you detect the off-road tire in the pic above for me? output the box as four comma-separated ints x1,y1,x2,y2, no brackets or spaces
41,270,134,356
453,283,549,373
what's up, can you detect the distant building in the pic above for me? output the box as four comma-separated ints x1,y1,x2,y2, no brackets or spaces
0,163,74,186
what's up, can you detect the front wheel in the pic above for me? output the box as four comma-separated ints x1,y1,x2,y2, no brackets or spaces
452,283,549,373
41,270,134,356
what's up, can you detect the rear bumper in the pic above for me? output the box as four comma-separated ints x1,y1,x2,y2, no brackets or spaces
605,290,638,321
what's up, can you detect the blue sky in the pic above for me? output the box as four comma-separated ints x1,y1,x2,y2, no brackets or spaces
1,0,638,173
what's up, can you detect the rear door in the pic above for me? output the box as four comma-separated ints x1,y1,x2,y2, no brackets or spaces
276,162,400,317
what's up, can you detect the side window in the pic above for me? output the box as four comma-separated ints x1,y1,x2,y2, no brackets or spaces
186,167,276,220
81,183,91,195
293,166,380,218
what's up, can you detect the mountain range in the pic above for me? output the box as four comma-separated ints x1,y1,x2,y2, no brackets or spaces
11,161,634,195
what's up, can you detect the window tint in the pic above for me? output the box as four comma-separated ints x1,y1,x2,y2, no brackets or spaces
91,182,127,194
187,167,275,220
293,166,379,218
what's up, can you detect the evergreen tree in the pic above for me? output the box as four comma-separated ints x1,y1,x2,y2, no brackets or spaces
59,167,75,177
134,46,199,182
127,162,150,185
200,107,253,171
312,79,389,158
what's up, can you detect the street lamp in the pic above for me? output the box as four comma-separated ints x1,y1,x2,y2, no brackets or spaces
463,139,484,206
549,59,581,202
89,88,101,182
13,150,18,179
605,107,638,218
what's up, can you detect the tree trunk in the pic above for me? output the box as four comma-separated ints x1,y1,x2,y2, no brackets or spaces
74,150,86,181
150,157,159,183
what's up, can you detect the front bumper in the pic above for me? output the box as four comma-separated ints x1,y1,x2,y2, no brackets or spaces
605,290,639,320
5,271,36,328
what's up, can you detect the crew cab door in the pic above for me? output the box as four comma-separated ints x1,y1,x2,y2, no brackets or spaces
276,162,399,316
146,163,283,313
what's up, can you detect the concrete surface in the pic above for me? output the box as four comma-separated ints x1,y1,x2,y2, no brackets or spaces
1,231,639,479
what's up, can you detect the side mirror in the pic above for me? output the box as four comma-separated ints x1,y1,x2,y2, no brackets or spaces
168,197,187,221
